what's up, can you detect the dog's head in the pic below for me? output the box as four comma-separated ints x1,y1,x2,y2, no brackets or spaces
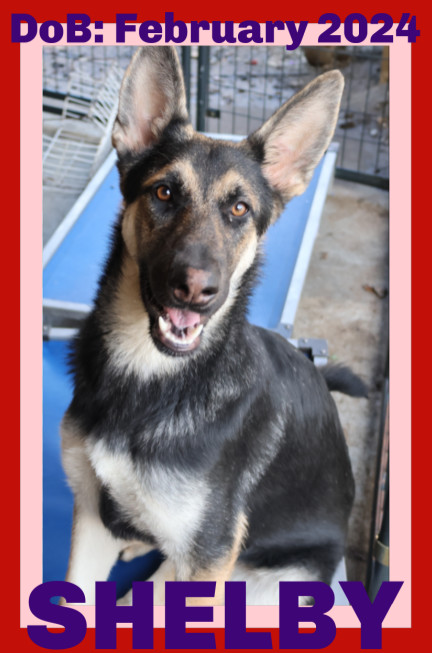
112,47,343,357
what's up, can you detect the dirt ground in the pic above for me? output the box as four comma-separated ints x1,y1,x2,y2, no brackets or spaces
293,177,389,583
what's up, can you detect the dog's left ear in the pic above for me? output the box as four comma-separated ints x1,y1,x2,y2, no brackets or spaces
248,70,344,202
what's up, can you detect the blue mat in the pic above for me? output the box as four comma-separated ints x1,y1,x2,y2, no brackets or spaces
43,156,324,591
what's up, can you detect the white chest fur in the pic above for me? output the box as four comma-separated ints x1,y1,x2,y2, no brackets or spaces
87,439,210,563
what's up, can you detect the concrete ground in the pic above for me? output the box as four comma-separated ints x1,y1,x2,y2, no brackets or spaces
293,177,389,583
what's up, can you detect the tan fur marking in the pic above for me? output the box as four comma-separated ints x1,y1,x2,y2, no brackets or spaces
121,204,139,260
200,228,258,352
120,541,154,562
230,221,258,273
61,415,99,508
174,158,202,197
186,512,248,606
142,163,179,189
143,158,202,198
105,253,188,380
118,559,176,606
209,169,260,214
62,504,79,593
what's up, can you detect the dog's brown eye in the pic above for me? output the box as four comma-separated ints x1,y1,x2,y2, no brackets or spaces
156,185,171,201
231,202,248,217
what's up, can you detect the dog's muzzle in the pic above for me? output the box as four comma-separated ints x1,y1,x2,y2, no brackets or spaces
144,258,226,355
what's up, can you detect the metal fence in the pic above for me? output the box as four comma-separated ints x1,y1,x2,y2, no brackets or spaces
43,45,389,188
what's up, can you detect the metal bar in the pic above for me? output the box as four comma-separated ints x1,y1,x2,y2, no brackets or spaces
356,54,374,172
43,326,80,341
335,168,389,190
196,47,210,132
42,149,117,268
215,47,223,133
181,47,192,114
43,298,92,315
279,145,339,331
204,132,243,142
374,53,390,177
246,46,254,133
366,350,389,597
338,50,354,171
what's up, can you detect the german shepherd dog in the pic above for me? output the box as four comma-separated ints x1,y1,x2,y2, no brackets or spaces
61,46,365,606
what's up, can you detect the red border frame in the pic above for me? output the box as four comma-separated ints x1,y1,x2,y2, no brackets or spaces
7,1,428,649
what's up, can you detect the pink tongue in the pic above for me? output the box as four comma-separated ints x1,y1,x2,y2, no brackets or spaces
165,307,201,329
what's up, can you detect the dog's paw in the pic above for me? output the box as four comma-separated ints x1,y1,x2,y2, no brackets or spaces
117,589,133,605
117,585,165,606
119,542,152,562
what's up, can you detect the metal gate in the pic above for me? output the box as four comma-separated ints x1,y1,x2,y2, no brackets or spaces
183,46,389,189
43,44,389,189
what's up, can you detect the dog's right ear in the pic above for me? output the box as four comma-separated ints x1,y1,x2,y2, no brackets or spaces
112,47,189,158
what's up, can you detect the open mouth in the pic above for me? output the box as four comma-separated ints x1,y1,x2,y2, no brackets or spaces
152,305,205,355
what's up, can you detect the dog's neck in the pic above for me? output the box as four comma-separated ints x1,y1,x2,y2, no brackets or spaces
100,252,187,383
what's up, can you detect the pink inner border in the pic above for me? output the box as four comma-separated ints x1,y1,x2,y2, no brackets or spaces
20,26,411,629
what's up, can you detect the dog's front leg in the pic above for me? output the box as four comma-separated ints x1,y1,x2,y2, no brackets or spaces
119,555,236,607
118,511,247,607
182,556,239,607
117,558,176,606
177,511,248,606
60,418,126,605
63,501,126,605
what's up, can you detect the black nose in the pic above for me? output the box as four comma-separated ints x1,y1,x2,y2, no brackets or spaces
171,266,219,306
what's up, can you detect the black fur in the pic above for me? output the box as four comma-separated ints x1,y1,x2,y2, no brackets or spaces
320,364,369,398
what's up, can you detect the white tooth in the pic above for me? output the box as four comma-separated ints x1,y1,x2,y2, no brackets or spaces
158,315,171,334
163,323,203,346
